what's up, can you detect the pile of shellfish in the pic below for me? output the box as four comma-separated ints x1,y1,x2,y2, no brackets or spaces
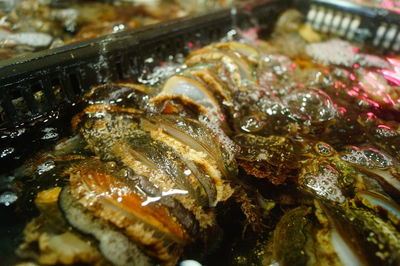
11,10,400,266
0,0,236,60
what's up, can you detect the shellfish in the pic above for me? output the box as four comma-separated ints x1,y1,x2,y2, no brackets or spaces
11,9,400,266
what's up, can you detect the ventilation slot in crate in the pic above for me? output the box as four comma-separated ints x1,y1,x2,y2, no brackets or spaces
373,23,399,50
58,72,83,101
0,91,18,125
303,1,400,51
114,61,125,80
39,78,57,108
1,88,29,123
307,5,362,41
30,81,50,113
69,72,82,95
50,77,66,104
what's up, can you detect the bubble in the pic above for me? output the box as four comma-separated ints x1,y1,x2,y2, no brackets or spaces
341,146,393,169
255,98,294,131
306,177,316,186
315,142,333,156
363,148,393,168
138,54,186,86
240,115,266,133
180,260,202,266
198,114,238,157
283,88,338,123
302,165,345,203
375,126,399,138
341,147,368,166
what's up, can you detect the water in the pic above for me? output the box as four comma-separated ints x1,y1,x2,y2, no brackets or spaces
0,147,14,158
230,6,238,29
92,35,116,83
302,165,346,203
240,115,266,133
36,160,56,175
0,191,17,206
41,127,59,140
138,54,186,86
341,146,394,169
282,88,338,123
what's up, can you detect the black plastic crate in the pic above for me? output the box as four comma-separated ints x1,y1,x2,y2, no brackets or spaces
294,0,400,51
0,0,288,128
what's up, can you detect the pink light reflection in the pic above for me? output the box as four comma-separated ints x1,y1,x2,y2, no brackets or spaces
377,124,392,130
289,63,297,70
366,112,377,119
359,95,381,109
380,57,400,86
380,0,400,13
240,28,259,42
347,90,358,97
358,67,399,107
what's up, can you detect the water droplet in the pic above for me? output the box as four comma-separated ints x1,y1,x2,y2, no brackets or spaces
106,161,117,169
0,147,14,158
41,127,59,140
36,161,56,175
0,191,17,206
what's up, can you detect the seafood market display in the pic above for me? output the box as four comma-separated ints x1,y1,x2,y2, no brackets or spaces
0,0,236,60
4,8,400,266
